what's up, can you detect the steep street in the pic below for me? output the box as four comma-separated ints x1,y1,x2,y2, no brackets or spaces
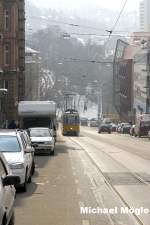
15,128,150,225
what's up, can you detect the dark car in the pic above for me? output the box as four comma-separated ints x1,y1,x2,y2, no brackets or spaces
110,123,117,132
89,118,98,127
121,123,131,134
98,123,111,134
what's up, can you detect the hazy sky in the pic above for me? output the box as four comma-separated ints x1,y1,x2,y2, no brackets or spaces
31,0,141,11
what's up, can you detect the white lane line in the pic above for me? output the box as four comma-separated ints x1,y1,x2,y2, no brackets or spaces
36,182,45,185
82,220,90,225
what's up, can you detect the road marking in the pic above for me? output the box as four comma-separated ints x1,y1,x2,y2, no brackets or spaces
77,188,82,195
82,220,90,225
36,182,45,185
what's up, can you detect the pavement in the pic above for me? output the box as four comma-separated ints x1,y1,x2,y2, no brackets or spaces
15,128,150,225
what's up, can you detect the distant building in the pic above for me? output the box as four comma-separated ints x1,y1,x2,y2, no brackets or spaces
131,32,150,114
113,32,150,122
139,0,150,31
25,47,41,100
113,39,134,122
0,0,25,125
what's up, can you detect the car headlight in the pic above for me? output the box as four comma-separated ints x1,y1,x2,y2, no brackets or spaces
9,163,24,169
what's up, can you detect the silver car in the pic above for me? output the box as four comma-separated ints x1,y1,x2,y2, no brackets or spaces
0,130,34,192
27,127,55,155
0,153,20,225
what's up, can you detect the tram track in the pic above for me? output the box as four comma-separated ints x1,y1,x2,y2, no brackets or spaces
68,136,148,225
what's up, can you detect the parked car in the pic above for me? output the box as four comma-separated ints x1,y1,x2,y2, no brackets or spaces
89,118,98,127
110,123,117,132
27,127,55,155
120,123,131,134
148,130,150,140
130,124,135,136
98,122,111,134
0,153,20,225
134,114,150,137
0,130,34,192
80,117,88,126
116,123,122,133
20,130,35,175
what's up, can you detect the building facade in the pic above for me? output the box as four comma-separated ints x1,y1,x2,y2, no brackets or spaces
0,0,25,126
139,0,150,32
25,47,40,100
113,39,134,122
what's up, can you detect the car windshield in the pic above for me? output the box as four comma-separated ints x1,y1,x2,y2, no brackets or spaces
29,129,51,137
0,136,21,152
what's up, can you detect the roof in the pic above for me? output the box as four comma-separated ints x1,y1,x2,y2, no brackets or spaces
25,47,40,54
0,129,18,136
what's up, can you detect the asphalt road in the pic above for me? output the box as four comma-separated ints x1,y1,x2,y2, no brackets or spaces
15,127,150,225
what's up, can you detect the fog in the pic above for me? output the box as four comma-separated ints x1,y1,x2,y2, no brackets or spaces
30,0,140,12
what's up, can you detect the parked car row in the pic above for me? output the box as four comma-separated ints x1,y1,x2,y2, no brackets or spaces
0,126,55,225
80,117,98,127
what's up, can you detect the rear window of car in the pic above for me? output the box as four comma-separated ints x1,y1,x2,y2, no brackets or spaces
29,129,51,137
0,136,21,152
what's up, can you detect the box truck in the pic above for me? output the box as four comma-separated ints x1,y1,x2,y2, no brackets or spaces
18,101,57,140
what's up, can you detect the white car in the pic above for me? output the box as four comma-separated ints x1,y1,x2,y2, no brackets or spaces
0,130,34,192
27,127,55,155
0,153,20,225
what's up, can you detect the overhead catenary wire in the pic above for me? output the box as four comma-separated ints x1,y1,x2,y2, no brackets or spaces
110,0,128,33
27,15,150,40
105,0,128,44
59,57,113,64
62,32,150,38
26,15,130,34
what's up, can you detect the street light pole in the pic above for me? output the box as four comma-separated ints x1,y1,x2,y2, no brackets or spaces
97,84,103,122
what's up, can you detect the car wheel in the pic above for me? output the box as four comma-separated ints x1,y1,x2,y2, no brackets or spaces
22,171,27,192
28,171,32,183
50,147,55,156
8,211,15,225
31,161,35,176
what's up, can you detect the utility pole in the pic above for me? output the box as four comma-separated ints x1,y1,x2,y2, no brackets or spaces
146,38,150,113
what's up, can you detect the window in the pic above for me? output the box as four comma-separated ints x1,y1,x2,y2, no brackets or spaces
4,44,10,66
4,80,8,90
29,129,50,137
4,10,10,31
0,136,21,152
20,134,27,149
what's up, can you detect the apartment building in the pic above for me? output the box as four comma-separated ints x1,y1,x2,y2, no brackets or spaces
25,47,40,101
0,0,25,126
139,0,150,32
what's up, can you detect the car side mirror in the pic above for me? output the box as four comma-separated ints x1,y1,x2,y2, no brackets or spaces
25,146,35,153
31,143,38,148
3,175,20,186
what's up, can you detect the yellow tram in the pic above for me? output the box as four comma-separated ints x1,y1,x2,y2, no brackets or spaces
62,109,80,136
